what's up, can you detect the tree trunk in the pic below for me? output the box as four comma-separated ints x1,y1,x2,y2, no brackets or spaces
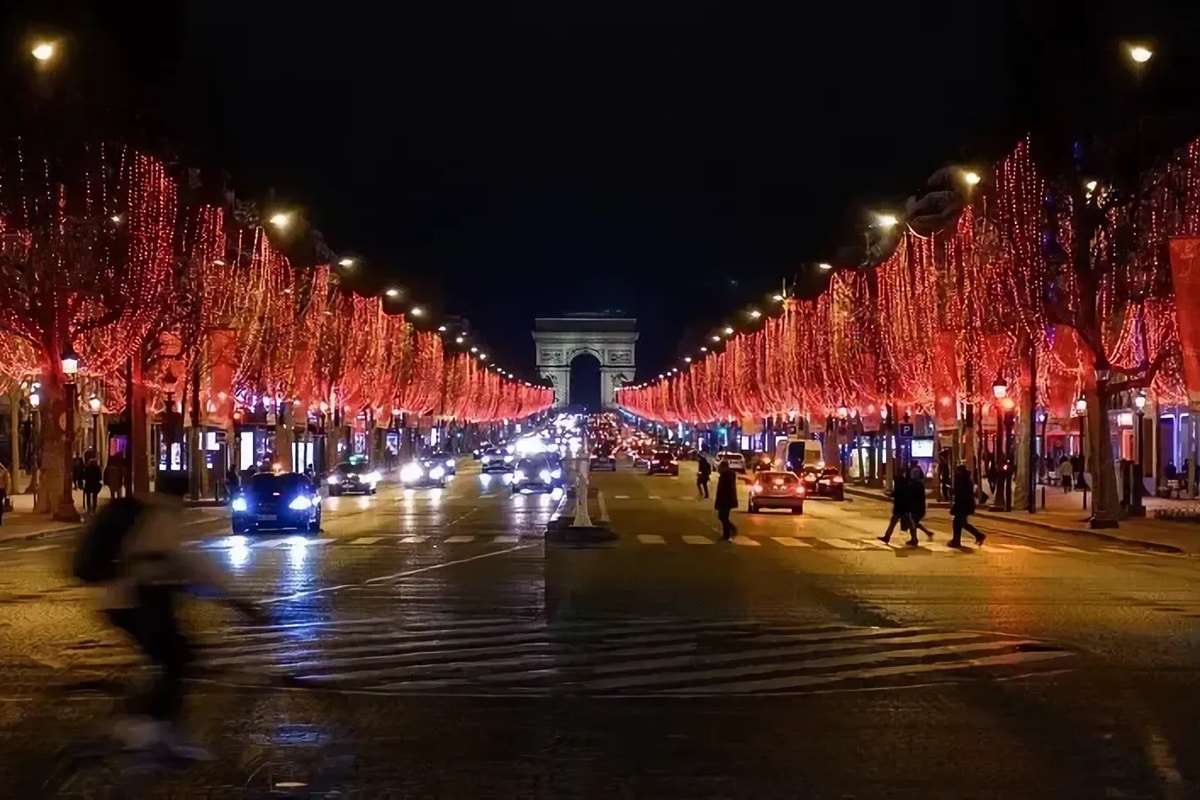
130,359,151,495
36,373,78,521
1086,384,1121,526
1012,335,1033,512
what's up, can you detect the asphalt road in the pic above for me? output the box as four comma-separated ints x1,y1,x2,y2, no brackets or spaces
0,458,1197,798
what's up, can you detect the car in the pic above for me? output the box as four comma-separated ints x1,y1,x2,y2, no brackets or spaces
716,452,747,473
231,473,322,533
589,444,617,471
801,465,846,500
511,454,565,494
631,447,655,468
400,456,449,487
472,442,493,460
427,451,458,476
480,447,515,473
747,471,806,514
748,452,774,473
647,450,679,476
325,461,382,496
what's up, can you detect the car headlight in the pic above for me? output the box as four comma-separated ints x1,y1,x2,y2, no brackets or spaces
446,458,455,467
539,469,551,483
550,468,562,479
481,455,491,463
326,474,341,485
504,455,513,463
289,496,313,511
400,463,423,482
429,466,445,480
513,470,526,481
231,497,248,512
363,470,382,483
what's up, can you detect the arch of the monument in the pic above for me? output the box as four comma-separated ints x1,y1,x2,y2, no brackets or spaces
532,314,637,408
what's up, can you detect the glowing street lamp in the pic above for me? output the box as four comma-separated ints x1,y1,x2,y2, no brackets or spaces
1126,43,1153,65
31,41,55,62
410,306,424,317
992,376,1008,400
338,257,355,267
723,326,734,336
684,356,692,363
874,213,899,230
748,309,762,319
711,335,721,343
60,347,80,377
1074,395,1088,415
772,294,784,302
268,212,292,230
385,288,400,298
836,404,849,420
817,262,833,271
1134,391,1147,412
962,170,981,187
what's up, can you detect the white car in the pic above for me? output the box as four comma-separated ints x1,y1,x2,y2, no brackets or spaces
715,452,746,473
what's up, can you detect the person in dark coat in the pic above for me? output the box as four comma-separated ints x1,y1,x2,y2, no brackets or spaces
906,464,935,540
950,464,986,547
696,454,712,499
879,469,918,546
713,460,739,540
83,457,103,513
72,456,86,491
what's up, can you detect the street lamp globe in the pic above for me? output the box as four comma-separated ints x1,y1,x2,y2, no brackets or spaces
1127,44,1153,64
60,347,80,376
1134,390,1147,413
723,326,734,336
88,396,101,413
31,41,55,62
29,393,39,409
992,376,1008,400
836,404,849,420
1074,395,1088,415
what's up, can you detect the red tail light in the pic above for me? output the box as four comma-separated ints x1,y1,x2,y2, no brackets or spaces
796,485,805,495
832,476,844,484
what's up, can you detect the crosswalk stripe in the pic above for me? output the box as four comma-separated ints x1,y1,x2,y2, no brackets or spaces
400,535,427,544
682,535,714,545
20,544,58,552
492,535,520,544
771,536,811,547
1048,544,1087,554
923,541,955,553
862,539,897,549
998,543,1040,553
614,495,630,499
731,537,760,547
637,534,666,544
819,538,860,549
348,537,383,546
1101,547,1150,556
443,535,475,543
648,495,662,500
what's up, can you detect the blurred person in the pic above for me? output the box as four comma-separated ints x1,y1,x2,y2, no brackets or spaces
696,453,711,499
949,464,987,547
713,460,738,540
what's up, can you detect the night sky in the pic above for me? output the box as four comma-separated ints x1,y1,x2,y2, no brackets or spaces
4,2,1200,380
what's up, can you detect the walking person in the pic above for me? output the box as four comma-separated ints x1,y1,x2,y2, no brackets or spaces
72,455,86,491
949,463,986,547
83,456,103,513
879,467,919,546
696,453,711,499
907,463,936,540
104,455,124,499
0,461,10,526
714,459,739,540
1058,456,1073,493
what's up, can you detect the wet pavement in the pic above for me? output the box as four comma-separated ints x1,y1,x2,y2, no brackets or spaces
0,459,1198,797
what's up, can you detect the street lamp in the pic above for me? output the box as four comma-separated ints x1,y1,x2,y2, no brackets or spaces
31,41,55,62
410,306,424,317
59,347,81,521
962,170,981,187
748,309,762,319
337,258,355,267
88,395,101,456
817,262,833,271
268,212,292,230
874,213,899,230
723,326,734,336
836,404,849,420
1126,43,1153,65
992,376,1008,400
385,288,400,298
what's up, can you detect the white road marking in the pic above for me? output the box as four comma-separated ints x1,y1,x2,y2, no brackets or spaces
997,543,1042,553
819,538,860,549
400,536,427,544
637,534,666,544
923,541,955,553
20,544,58,552
771,537,812,547
443,535,476,543
731,537,760,546
492,535,520,544
254,538,290,549
348,537,384,546
648,495,662,500
862,539,897,549
614,495,630,499
1101,547,1150,557
682,535,714,545
1048,544,1087,554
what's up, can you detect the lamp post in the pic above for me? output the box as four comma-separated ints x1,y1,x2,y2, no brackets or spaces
1075,394,1088,509
88,395,101,456
27,391,40,494
1131,390,1147,517
59,347,81,522
163,373,178,474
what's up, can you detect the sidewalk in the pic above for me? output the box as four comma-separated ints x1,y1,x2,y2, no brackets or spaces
843,483,1200,555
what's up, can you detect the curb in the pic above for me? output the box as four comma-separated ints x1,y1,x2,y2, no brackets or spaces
0,523,85,544
844,486,1188,555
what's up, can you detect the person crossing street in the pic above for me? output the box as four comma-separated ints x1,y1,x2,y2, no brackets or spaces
714,459,739,540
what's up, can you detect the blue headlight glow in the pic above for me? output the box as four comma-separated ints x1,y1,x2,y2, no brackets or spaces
231,497,248,512
288,496,313,511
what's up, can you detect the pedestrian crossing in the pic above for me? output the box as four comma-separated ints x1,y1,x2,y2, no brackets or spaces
55,617,1075,696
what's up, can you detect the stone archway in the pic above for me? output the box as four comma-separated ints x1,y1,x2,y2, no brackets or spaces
532,314,638,408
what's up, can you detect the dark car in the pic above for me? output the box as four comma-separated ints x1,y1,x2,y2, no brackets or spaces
801,465,845,500
231,473,322,534
589,443,617,471
480,447,515,473
647,451,679,476
325,461,382,496
427,451,458,476
748,471,805,514
400,455,450,487
511,454,565,494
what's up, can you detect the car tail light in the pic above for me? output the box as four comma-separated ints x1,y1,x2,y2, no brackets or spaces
833,476,844,484
796,485,805,495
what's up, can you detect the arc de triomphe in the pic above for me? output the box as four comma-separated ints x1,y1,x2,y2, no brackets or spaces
532,314,637,408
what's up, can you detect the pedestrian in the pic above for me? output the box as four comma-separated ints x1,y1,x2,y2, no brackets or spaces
937,451,951,502
879,466,919,546
696,453,711,499
78,471,266,760
72,455,86,491
907,463,936,540
949,463,986,547
83,456,103,513
104,455,124,499
713,459,738,540
0,461,10,526
1058,456,1073,493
